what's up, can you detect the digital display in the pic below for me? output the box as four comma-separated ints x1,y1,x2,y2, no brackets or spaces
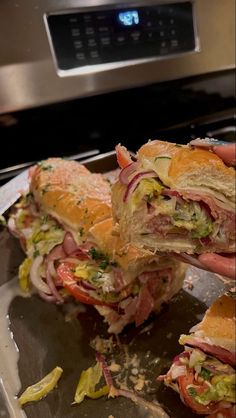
118,10,139,26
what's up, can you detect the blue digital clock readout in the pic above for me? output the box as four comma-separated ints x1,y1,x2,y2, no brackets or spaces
118,10,140,26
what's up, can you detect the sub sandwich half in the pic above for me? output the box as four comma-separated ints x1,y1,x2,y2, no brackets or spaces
112,141,235,254
158,295,236,417
8,158,185,333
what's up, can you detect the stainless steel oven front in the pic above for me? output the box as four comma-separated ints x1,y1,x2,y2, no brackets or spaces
0,0,235,113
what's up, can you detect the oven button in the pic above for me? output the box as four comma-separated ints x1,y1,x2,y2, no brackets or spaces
98,25,110,33
69,17,78,24
170,39,179,47
89,50,100,59
75,52,86,62
115,34,126,44
130,31,141,42
71,28,81,37
146,31,155,41
74,40,84,50
87,38,97,48
83,14,92,23
159,30,165,39
160,41,167,48
88,50,101,64
145,20,154,28
100,36,111,46
85,26,95,36
96,14,107,21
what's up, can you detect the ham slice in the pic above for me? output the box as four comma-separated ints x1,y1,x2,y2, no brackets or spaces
135,285,154,326
180,191,235,232
63,232,78,255
184,337,236,367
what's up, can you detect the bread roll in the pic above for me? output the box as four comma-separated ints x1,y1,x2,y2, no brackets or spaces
31,158,112,237
196,294,235,352
112,141,235,254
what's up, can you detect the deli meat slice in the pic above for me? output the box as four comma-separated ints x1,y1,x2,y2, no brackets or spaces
135,285,154,326
179,191,235,227
184,337,236,367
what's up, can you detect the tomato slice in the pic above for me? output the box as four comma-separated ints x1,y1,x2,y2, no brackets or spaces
207,407,235,418
115,144,133,169
177,370,220,415
57,262,115,307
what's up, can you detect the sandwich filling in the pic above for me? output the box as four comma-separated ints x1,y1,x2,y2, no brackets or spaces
9,193,180,333
116,152,235,253
159,334,236,415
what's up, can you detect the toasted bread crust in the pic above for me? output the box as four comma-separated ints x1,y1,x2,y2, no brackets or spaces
138,140,182,158
169,147,235,184
138,140,235,191
199,295,235,342
31,158,112,235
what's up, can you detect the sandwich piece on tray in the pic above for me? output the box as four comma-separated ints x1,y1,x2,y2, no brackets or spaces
112,141,235,254
8,158,185,333
158,295,236,417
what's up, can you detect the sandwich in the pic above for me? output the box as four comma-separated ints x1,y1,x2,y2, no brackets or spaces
8,157,185,333
112,141,235,254
87,218,185,333
158,295,236,417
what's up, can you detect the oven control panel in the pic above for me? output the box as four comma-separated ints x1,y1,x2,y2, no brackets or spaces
47,2,196,71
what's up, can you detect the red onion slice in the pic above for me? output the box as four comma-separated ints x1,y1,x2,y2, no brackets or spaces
96,353,114,388
124,170,157,202
79,280,96,291
47,244,66,263
69,248,90,261
30,255,51,294
162,189,184,204
46,264,64,304
119,162,139,185
38,290,57,303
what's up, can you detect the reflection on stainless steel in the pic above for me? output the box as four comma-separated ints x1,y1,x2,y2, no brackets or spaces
207,126,236,138
0,0,235,113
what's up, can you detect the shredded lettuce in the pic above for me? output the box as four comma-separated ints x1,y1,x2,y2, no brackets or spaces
74,361,109,404
26,220,65,258
173,202,213,238
189,349,206,368
12,200,65,258
0,215,6,226
194,374,236,405
130,178,163,212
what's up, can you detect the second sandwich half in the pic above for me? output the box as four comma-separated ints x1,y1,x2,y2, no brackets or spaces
8,158,185,333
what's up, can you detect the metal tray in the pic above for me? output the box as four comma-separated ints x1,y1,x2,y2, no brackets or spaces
0,152,232,418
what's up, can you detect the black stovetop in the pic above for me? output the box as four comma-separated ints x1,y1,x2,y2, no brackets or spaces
0,69,235,177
